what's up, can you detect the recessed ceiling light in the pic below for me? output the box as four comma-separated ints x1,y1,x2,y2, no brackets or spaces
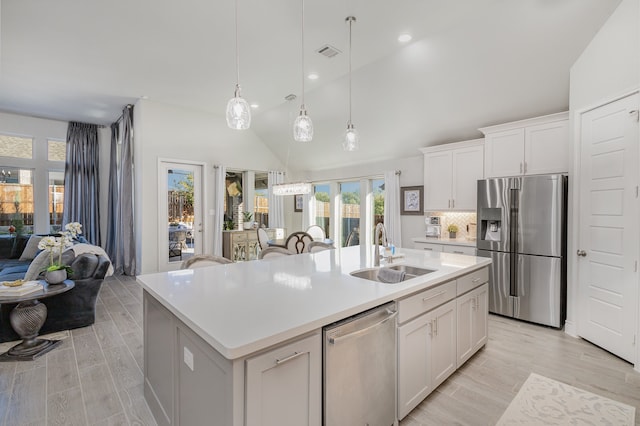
307,73,319,80
398,34,412,43
250,103,259,109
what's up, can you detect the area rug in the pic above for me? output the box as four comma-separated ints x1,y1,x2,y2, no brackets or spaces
0,330,69,353
496,372,635,425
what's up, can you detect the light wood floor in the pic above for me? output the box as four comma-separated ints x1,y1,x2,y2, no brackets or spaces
0,276,638,425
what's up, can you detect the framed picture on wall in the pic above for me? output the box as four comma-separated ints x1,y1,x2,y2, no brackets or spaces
400,186,423,215
294,194,303,212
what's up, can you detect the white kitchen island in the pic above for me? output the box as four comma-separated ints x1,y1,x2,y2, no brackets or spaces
138,245,491,426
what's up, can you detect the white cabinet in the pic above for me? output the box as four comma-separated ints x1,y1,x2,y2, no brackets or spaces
456,283,488,367
413,241,444,252
421,139,484,211
481,112,569,178
397,296,457,419
442,245,476,256
245,333,321,426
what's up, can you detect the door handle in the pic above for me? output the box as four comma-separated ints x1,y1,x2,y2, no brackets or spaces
577,250,587,257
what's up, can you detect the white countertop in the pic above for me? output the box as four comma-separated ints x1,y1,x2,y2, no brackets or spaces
137,246,490,360
412,236,477,247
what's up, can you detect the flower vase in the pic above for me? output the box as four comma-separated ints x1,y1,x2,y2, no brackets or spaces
45,269,67,285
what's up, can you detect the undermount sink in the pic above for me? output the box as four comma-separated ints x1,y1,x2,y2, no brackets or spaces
349,264,436,283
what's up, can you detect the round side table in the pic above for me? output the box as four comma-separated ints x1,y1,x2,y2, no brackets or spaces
0,280,75,361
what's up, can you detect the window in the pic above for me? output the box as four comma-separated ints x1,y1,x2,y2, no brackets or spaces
0,135,33,159
47,140,66,162
48,171,65,232
314,183,330,239
254,172,268,228
0,168,34,235
224,171,243,229
340,181,360,247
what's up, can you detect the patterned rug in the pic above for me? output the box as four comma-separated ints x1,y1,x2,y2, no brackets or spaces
0,330,70,353
497,372,635,425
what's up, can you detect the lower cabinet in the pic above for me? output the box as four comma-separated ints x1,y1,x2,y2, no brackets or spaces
442,245,476,256
397,267,489,421
245,333,321,426
397,299,457,419
456,283,488,367
144,291,321,426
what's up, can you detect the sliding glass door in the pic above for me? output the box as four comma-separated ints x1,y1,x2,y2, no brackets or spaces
340,181,360,247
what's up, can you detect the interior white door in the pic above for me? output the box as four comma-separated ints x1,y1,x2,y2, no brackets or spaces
577,92,639,363
158,161,204,271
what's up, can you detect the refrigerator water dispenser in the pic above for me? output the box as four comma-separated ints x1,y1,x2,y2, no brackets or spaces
479,208,502,241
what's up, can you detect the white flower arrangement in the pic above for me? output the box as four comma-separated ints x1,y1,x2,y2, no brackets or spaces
37,222,82,272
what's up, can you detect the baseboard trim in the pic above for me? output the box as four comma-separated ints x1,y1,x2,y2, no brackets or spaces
564,320,577,338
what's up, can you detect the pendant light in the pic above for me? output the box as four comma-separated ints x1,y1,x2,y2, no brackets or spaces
226,0,251,130
342,16,359,151
293,0,313,142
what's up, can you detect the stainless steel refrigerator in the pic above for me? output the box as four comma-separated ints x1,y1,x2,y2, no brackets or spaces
476,174,567,328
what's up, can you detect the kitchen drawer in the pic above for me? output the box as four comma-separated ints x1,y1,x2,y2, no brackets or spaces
413,242,443,252
442,245,476,256
398,280,456,324
456,267,489,296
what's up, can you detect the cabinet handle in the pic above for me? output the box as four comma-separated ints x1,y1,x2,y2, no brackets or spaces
433,318,438,336
471,297,476,310
452,199,455,208
472,277,481,283
453,250,463,254
520,162,523,174
275,351,306,365
428,321,433,337
423,291,446,302
524,162,527,174
423,247,433,251
448,199,451,208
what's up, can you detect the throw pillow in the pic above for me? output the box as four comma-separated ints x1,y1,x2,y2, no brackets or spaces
24,249,52,281
19,235,43,261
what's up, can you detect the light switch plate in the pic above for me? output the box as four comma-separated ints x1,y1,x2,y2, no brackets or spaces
183,346,194,371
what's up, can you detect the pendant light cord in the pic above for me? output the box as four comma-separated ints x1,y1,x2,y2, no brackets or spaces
348,17,353,124
300,0,305,108
235,0,240,87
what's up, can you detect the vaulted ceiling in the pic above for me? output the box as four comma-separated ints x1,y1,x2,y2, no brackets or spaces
0,0,621,172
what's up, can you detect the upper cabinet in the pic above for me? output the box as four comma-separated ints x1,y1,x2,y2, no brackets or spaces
480,112,569,178
420,139,484,211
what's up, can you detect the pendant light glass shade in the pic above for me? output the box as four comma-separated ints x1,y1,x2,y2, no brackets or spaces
293,0,313,142
343,16,358,151
293,107,313,142
342,122,360,151
226,84,251,130
227,0,251,130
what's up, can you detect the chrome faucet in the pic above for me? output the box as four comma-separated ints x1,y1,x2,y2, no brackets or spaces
374,222,389,266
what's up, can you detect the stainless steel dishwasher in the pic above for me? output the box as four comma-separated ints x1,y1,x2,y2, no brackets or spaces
323,301,398,426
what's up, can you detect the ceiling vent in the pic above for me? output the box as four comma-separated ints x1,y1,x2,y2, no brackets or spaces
317,44,341,58
284,94,297,101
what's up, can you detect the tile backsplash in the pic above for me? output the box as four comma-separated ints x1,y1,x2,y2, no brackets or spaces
426,212,477,239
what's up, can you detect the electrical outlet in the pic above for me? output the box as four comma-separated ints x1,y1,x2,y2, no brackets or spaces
183,346,194,371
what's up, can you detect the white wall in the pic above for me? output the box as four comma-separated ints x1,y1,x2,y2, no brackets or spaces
133,99,285,274
0,111,110,241
567,0,639,337
302,155,424,247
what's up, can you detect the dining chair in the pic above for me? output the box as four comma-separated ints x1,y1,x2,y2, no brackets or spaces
257,228,270,250
306,225,326,241
180,254,232,269
307,241,335,253
258,247,293,259
345,227,360,247
285,231,313,254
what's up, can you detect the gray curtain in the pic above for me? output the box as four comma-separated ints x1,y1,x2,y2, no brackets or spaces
63,122,101,245
106,105,136,275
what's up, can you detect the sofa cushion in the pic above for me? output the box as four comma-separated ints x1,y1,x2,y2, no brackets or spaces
0,264,30,277
19,235,43,261
10,235,30,259
24,249,52,281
